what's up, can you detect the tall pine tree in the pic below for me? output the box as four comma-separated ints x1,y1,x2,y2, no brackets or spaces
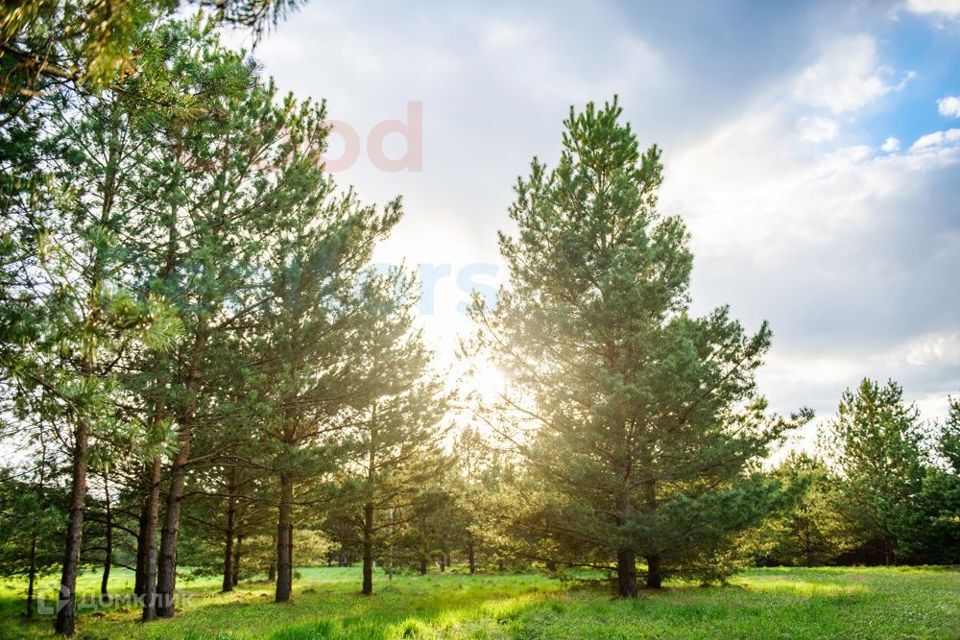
821,379,927,564
470,99,801,596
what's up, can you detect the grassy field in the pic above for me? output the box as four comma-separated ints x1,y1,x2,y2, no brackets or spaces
1,565,958,639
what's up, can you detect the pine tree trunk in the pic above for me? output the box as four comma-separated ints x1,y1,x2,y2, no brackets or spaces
27,437,46,619
419,558,427,575
141,457,162,622
100,548,111,601
644,554,662,589
613,472,638,598
222,530,234,592
26,531,37,618
288,527,294,575
233,535,242,587
156,346,202,618
362,501,374,595
134,496,148,599
155,433,190,618
100,471,112,601
222,477,236,593
147,168,180,621
616,547,638,598
642,477,661,589
362,406,376,596
467,539,475,575
55,421,89,636
275,474,293,603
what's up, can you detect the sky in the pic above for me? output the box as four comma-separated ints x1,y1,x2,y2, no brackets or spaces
227,0,960,446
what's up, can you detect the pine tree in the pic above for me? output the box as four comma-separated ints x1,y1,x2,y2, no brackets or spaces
941,396,960,474
450,426,510,574
821,378,927,564
392,486,462,575
254,167,401,603
332,274,448,594
0,73,181,634
1,0,304,105
750,453,853,566
0,435,64,618
107,20,348,618
470,99,802,596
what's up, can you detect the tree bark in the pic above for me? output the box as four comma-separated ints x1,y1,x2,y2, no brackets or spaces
419,558,427,575
140,457,162,621
55,421,89,635
467,538,475,575
134,495,149,599
100,470,112,601
386,508,394,581
362,501,374,595
222,530,234,592
643,477,661,589
26,531,37,618
233,535,242,587
644,554,662,589
222,473,236,592
275,473,293,602
155,339,203,618
616,547,638,597
362,407,376,596
613,473,638,598
27,435,47,619
155,431,190,618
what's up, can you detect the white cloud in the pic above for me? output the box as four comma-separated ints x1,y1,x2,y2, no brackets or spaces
482,21,541,51
938,95,960,117
797,116,839,142
660,43,960,422
894,70,917,92
904,0,960,19
759,331,960,422
483,30,665,105
904,331,960,367
793,35,900,113
911,128,960,151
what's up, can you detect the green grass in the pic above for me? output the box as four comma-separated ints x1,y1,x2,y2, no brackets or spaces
2,566,958,639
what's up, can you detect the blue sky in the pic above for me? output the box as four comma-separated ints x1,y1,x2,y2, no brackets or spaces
229,0,960,445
